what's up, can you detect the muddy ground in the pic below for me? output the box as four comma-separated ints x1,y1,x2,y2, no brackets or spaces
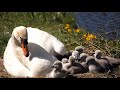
0,57,120,78
0,57,12,78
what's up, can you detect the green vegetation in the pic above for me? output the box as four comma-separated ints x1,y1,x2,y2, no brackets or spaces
0,12,120,58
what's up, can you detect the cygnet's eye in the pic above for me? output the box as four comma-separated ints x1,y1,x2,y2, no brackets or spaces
53,65,58,68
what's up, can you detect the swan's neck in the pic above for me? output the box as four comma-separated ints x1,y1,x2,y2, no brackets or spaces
11,35,21,47
11,35,29,68
11,35,23,56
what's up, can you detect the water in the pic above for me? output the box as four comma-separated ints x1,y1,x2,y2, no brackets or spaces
73,12,120,39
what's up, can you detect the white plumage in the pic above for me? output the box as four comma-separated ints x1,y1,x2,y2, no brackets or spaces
3,26,58,78
27,27,66,60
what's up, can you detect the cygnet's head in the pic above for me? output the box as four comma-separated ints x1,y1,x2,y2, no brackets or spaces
72,51,79,60
86,56,96,65
52,61,62,70
75,46,84,54
62,58,68,64
94,50,102,59
12,26,29,57
79,53,88,62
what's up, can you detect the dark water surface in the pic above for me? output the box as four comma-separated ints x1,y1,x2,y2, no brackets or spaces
73,12,120,39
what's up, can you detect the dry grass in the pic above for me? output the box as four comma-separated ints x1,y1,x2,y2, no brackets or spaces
0,58,12,78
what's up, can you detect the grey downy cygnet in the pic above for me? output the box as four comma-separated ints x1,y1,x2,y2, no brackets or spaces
63,56,85,74
93,50,113,71
94,50,120,68
78,53,88,62
78,53,89,72
104,56,120,68
48,60,67,78
72,51,80,60
75,46,84,55
86,56,104,73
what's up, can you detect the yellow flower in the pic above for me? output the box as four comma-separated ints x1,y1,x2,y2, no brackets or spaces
89,34,93,38
67,29,72,33
65,24,70,30
65,26,69,29
93,35,96,39
85,34,96,41
83,34,87,37
75,29,80,33
89,34,96,39
83,33,96,41
86,36,91,41
66,24,70,27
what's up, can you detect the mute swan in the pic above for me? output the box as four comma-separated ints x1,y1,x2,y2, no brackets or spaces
3,26,57,78
26,27,66,60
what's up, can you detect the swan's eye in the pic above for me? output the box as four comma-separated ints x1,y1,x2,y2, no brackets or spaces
20,37,22,43
23,39,28,45
20,37,28,45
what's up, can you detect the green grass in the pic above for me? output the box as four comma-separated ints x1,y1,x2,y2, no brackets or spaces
0,12,120,58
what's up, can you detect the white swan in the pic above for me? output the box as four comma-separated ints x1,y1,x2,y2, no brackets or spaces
26,27,66,60
3,26,57,78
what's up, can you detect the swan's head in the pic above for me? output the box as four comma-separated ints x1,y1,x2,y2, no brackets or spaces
93,50,102,59
13,26,29,57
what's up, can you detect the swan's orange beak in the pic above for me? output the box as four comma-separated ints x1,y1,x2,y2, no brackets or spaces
21,38,29,57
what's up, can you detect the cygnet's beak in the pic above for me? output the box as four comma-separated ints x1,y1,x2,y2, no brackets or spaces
21,38,29,57
50,65,54,68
